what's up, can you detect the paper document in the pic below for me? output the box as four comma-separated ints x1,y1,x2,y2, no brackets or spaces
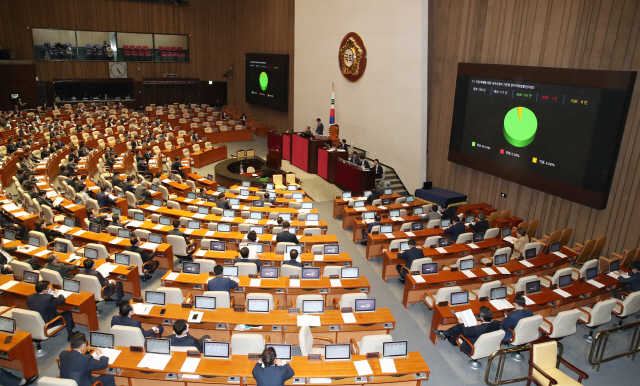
503,236,517,244
378,206,387,210
184,198,194,203
2,204,19,211
94,348,121,364
457,309,478,327
461,270,477,278
341,313,356,324
379,358,397,373
237,196,249,200
249,279,261,287
523,296,535,306
489,299,513,310
137,353,172,370
127,220,144,228
188,310,204,323
185,229,194,234
204,230,215,237
165,272,180,281
195,250,207,257
146,205,160,211
182,374,200,380
12,211,29,218
553,288,572,298
96,263,118,277
35,250,50,257
314,255,324,261
310,379,332,384
162,179,173,184
468,243,479,249
553,251,568,258
354,207,366,212
297,315,321,327
289,279,300,287
65,254,80,263
391,217,404,222
385,234,395,239
306,221,319,226
412,275,425,283
57,225,72,234
180,357,201,373
131,303,154,315
404,232,415,237
330,279,342,287
0,280,19,290
435,247,447,253
56,290,74,298
19,245,37,253
587,279,605,288
481,268,497,275
496,267,511,275
220,216,235,222
192,213,206,219
109,237,124,245
64,205,77,209
354,360,374,376
46,191,58,199
153,224,165,230
244,219,258,224
520,260,534,268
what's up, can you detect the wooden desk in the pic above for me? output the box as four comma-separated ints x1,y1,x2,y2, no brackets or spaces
335,161,375,196
186,173,218,190
0,331,38,380
192,250,352,270
352,215,427,243
138,203,319,220
342,201,423,230
0,275,99,330
364,227,466,261
192,146,227,168
332,194,401,219
229,185,311,198
317,148,348,183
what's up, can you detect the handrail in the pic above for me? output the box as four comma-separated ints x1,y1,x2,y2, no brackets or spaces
588,319,640,372
484,343,563,386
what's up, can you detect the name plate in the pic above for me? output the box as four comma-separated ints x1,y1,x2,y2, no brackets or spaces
234,307,245,312
308,354,322,361
341,307,353,313
248,353,261,360
181,303,193,308
288,308,300,314
130,346,143,352
366,352,380,358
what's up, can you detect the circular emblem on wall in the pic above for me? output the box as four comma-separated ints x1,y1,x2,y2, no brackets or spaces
338,32,367,82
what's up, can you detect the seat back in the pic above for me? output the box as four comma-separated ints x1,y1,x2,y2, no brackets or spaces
39,268,63,287
409,257,433,272
235,262,258,276
514,276,540,293
120,251,145,276
75,274,104,301
426,220,441,229
167,235,188,255
202,291,232,308
295,294,323,309
36,376,79,386
588,236,607,261
587,298,618,327
455,256,475,269
547,309,581,338
484,228,499,239
29,231,48,247
12,309,47,340
322,266,341,277
476,280,503,299
193,259,216,274
230,334,265,355
619,291,640,317
574,239,596,266
112,325,145,347
340,293,368,309
299,325,315,356
85,243,109,260
436,286,462,303
487,212,500,227
246,293,274,310
470,330,505,360
423,236,441,248
156,287,185,304
559,228,573,247
530,341,557,382
521,243,541,257
281,265,302,277
543,231,562,254
551,267,574,286
511,315,543,346
9,260,33,278
358,335,393,355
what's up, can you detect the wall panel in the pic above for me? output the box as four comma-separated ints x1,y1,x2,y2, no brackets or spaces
429,0,640,255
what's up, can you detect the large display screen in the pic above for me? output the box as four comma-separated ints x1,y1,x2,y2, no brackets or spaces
448,63,636,209
245,53,289,112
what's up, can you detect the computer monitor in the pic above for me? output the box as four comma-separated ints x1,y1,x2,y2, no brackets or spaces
246,299,270,313
501,228,511,237
438,237,451,247
285,244,302,256
145,291,166,305
609,259,620,272
524,247,537,259
90,332,114,349
112,208,122,216
382,341,408,358
411,222,424,231
194,296,216,311
354,201,365,208
23,270,39,284
54,241,68,253
450,291,469,306
490,286,508,300
145,338,171,355
558,274,572,288
459,259,474,271
473,233,484,242
325,344,351,361
203,341,230,359
84,247,98,259
198,206,209,215
421,263,438,275
586,267,598,280
63,278,80,293
363,190,372,197
279,213,291,221
306,213,319,221
210,241,226,251
64,217,76,227
302,267,320,279
148,234,163,244
465,215,475,223
150,184,158,192
493,254,508,266
187,192,196,199
118,228,131,239
240,189,251,196
222,265,238,277
341,267,359,279
413,207,423,215
134,212,145,221
406,196,415,203
363,212,375,220
440,219,451,227
217,186,226,193
0,316,15,334
187,220,201,229
114,253,130,266
354,298,376,312
27,235,41,247
88,223,101,233
399,241,409,251
242,181,251,187
159,216,171,226
223,209,235,218
550,242,561,253
302,299,324,314
250,212,262,220
525,280,541,295
380,225,393,234
27,206,36,215
75,197,83,206
182,261,200,274
266,183,274,190
247,242,263,254
252,200,264,207
287,185,297,191
324,244,339,255
292,193,304,199
265,344,292,361
389,209,400,217
3,229,15,241
384,189,393,195
260,267,279,279
117,191,123,199
301,202,313,209
217,223,231,232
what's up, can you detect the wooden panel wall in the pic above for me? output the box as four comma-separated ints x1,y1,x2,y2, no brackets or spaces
0,0,294,131
428,0,640,255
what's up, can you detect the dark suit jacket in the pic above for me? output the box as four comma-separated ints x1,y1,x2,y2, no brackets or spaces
44,262,75,279
125,245,153,263
397,247,425,277
337,143,348,151
619,271,640,292
366,221,381,234
359,160,370,169
372,164,383,179
440,207,457,220
96,192,116,208
276,231,299,244
168,228,189,243
457,320,501,355
235,257,261,271
367,192,381,206
469,220,489,235
282,259,303,268
167,333,204,352
111,315,154,336
122,182,135,194
88,215,107,230
316,122,324,135
444,222,466,242
252,362,295,386
36,226,62,242
83,268,107,287
207,276,239,292
216,199,231,209
59,349,109,386
27,292,67,325
500,309,534,342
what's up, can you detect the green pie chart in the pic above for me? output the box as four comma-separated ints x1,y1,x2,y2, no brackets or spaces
504,107,537,147
259,72,268,91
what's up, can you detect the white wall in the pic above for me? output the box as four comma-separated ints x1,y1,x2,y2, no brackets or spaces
294,0,428,193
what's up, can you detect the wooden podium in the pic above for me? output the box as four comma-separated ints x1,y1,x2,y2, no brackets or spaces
267,148,282,169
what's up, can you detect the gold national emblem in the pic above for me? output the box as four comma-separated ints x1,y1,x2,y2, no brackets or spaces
338,32,367,82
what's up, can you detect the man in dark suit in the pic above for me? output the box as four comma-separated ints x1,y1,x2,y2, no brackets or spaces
440,204,458,220
337,139,348,151
110,214,125,228
122,175,136,195
126,236,159,278
111,302,163,337
59,333,115,386
235,247,261,272
192,132,201,142
137,159,150,176
372,159,383,179
396,239,424,281
166,319,211,353
27,281,77,340
617,261,640,293
87,208,108,231
358,155,370,169
252,347,295,386
82,258,124,304
282,248,303,267
469,213,489,235
444,215,465,243
366,190,381,206
434,306,501,355
96,186,117,208
216,193,231,209
44,252,79,279
168,219,189,243
349,151,359,164
360,213,382,245
34,219,62,242
500,295,533,343
207,265,240,292
315,118,324,135
276,221,299,244
171,156,184,178
0,368,38,386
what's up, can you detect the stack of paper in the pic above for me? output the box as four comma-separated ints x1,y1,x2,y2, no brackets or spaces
165,272,180,281
587,279,605,288
496,267,511,275
314,255,324,261
520,260,534,268
244,219,259,224
456,309,478,327
94,348,121,364
153,224,165,230
109,237,124,245
65,254,80,263
137,353,172,370
195,250,207,257
146,205,161,211
354,360,373,376
310,379,332,384
435,247,447,253
468,243,480,249
220,216,235,222
553,288,572,298
289,279,301,287
35,250,50,257
330,279,342,287
461,270,477,278
56,224,72,233
404,231,415,237
385,234,395,239
127,221,144,228
391,217,404,222
379,358,397,373
523,296,535,306
53,197,65,207
162,179,173,184
180,357,201,373
96,263,118,277
12,211,29,218
56,290,74,298
503,236,518,244
306,221,319,226
481,267,497,275
489,299,513,310
20,245,38,253
341,313,356,323
553,251,568,258
192,213,206,219
0,280,19,290
185,229,195,235
412,275,425,283
354,207,366,212
46,191,58,199
297,315,321,326
249,279,261,287
378,206,387,210
2,203,19,211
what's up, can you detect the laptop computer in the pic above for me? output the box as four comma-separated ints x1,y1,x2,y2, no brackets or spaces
380,225,393,234
198,206,209,215
382,341,408,358
114,253,130,266
525,280,541,295
421,263,438,274
0,316,15,335
490,286,508,300
23,270,39,284
223,209,235,218
440,219,451,227
187,192,197,199
411,222,424,231
341,267,359,279
194,296,216,311
586,267,598,280
287,185,297,191
460,259,474,271
399,241,409,251
354,298,376,312
240,189,251,196
363,212,375,220
250,212,262,220
279,213,292,221
210,241,226,251
88,223,101,234
501,228,511,237
242,181,251,187
260,267,279,279
413,207,423,215
354,201,365,208
188,220,201,229
438,237,451,247
450,291,469,306
324,344,351,361
302,299,324,314
252,200,264,207
28,235,41,247
609,259,620,273
558,274,572,288
246,299,270,313
473,233,484,242
217,223,231,232
292,193,304,200
465,215,475,223
389,209,400,217
203,341,230,359
306,213,319,221
54,241,68,253
524,247,537,259
148,233,163,245
159,216,171,226
324,244,339,255
384,189,393,195
217,186,226,193
222,265,238,277
84,247,99,259
494,254,508,265
301,267,320,279
301,202,313,209
3,229,15,241
90,332,114,349
112,208,122,216
550,242,561,253
118,228,131,239
182,261,200,274
145,338,171,355
133,212,145,221
229,198,240,206
63,278,80,293
145,291,166,305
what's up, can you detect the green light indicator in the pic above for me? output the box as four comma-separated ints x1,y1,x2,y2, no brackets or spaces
504,107,537,147
259,72,268,91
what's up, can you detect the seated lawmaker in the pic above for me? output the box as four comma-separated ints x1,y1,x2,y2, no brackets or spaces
207,265,240,292
166,319,211,353
82,259,124,305
433,306,500,355
59,333,115,386
276,221,299,244
96,186,117,208
44,252,80,279
468,213,489,235
500,295,532,343
444,215,465,243
396,239,424,282
282,248,303,267
28,280,77,340
253,347,295,386
126,236,159,278
235,246,261,272
617,261,640,293
111,302,163,337
512,227,529,258
360,213,381,245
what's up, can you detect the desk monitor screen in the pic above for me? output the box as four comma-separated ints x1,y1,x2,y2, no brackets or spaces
250,225,264,235
501,228,511,237
363,190,372,197
422,263,438,275
302,267,320,279
292,193,304,199
229,198,240,206
240,190,251,196
384,189,393,195
210,241,226,251
55,241,68,253
84,248,98,259
302,299,324,314
148,234,163,245
355,298,375,312
64,217,76,227
301,202,313,209
460,259,474,271
217,223,231,232
250,211,262,220
341,267,359,279
287,185,298,191
188,220,201,229
525,248,537,259
494,254,508,266
306,213,319,221
354,201,365,208
438,237,452,247
342,192,352,199
187,192,196,199
381,198,392,205
450,291,469,306
223,209,235,218
586,267,598,280
490,286,508,300
145,338,170,355
558,274,572,288
247,242,263,254
217,186,226,193
134,212,145,221
204,341,230,358
265,344,292,361
246,299,270,313
3,229,15,241
260,267,279,279
118,228,131,239
266,183,274,190
413,207,423,215
145,291,166,305
222,265,238,277
198,206,209,215
412,222,424,231
286,244,302,255
389,209,400,217
194,296,216,311
324,244,339,255
609,259,620,272
325,343,351,361
406,196,415,203
183,261,200,274
206,174,214,181
117,191,123,199
363,212,375,220
0,316,15,334
90,332,114,349
75,197,83,206
63,278,80,293
280,213,292,221
525,280,541,295
288,226,297,235
159,216,171,225
465,215,475,223
252,200,264,207
23,270,39,284
242,181,251,187
473,233,484,242
441,219,451,227
88,223,101,234
383,341,408,358
550,242,561,253
27,206,37,215
114,253,130,266
27,235,42,248
399,241,409,251
112,208,122,216
150,184,158,192
380,225,393,234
